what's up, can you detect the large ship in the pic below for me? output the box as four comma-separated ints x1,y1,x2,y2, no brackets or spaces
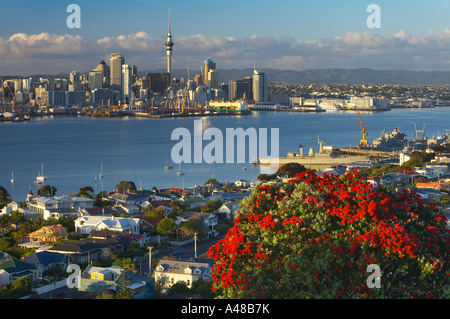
255,138,373,171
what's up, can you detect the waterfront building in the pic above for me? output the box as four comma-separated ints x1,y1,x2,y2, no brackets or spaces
91,88,115,106
347,96,389,111
48,91,66,106
252,69,268,103
66,91,87,106
110,53,124,90
88,70,103,90
121,64,133,104
147,73,164,95
229,79,251,101
207,69,219,90
69,71,81,91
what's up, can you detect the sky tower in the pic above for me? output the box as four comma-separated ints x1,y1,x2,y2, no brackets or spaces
165,9,174,86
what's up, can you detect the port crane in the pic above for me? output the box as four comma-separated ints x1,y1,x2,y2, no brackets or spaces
357,109,369,147
412,122,426,141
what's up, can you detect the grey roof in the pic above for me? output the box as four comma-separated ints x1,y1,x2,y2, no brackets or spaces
155,259,213,275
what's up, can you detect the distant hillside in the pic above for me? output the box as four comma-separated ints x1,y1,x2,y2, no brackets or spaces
154,68,450,86
13,68,450,86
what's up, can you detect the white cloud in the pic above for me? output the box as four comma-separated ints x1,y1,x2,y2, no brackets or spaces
1,29,450,75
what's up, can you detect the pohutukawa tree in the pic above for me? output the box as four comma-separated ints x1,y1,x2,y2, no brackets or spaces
208,170,450,299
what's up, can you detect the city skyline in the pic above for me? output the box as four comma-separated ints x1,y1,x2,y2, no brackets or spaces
1,0,450,75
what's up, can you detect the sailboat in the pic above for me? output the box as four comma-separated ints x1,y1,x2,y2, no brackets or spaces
99,162,104,179
176,163,184,176
10,171,14,183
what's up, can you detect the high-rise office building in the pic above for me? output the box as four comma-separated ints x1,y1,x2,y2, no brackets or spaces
165,9,174,86
229,79,251,101
147,73,163,94
94,60,110,88
252,70,268,103
88,71,103,90
203,59,216,87
121,64,133,104
110,53,124,90
207,69,219,90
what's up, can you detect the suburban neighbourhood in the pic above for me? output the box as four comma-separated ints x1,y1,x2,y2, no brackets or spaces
0,140,450,299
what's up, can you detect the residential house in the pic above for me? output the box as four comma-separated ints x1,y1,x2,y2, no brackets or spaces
81,207,114,217
234,179,250,188
113,203,141,216
23,250,68,273
179,196,207,210
79,265,155,299
140,217,163,233
27,195,94,220
154,259,213,289
46,242,105,264
74,216,141,235
28,224,67,244
116,233,150,247
0,258,44,287
108,192,149,206
416,182,449,190
0,201,19,216
0,252,12,263
148,200,172,214
366,176,384,187
216,201,242,220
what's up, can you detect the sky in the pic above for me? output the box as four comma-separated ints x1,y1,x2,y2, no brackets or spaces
1,0,450,75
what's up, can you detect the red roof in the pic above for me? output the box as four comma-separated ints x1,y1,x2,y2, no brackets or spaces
141,217,163,227
117,233,144,240
149,200,172,208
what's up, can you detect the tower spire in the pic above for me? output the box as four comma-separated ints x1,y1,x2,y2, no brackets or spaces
165,8,174,86
168,8,171,34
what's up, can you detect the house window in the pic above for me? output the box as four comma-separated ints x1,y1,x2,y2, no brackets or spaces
187,280,190,286
171,278,174,284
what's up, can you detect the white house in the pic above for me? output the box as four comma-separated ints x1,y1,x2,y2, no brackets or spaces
74,216,141,235
234,179,250,188
0,258,44,288
216,201,241,219
27,195,94,220
0,201,19,216
154,259,213,289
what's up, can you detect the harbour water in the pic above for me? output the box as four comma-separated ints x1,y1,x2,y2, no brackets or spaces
1,108,449,201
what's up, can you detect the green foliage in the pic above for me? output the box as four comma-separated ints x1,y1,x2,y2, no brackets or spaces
37,185,57,196
202,199,223,213
115,181,137,193
404,151,435,169
276,162,307,178
204,178,219,186
168,281,191,295
0,186,10,199
157,217,177,236
181,217,204,235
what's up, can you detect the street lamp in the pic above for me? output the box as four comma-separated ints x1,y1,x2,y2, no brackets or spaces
38,277,54,299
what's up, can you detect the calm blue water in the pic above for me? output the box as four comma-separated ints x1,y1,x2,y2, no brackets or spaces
1,108,449,201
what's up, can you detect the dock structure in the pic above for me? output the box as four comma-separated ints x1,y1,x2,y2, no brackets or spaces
338,147,393,159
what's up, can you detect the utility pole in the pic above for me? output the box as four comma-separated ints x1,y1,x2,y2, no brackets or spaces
194,233,198,259
148,246,153,275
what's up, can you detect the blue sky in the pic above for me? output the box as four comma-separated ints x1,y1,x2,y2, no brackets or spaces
1,0,450,74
